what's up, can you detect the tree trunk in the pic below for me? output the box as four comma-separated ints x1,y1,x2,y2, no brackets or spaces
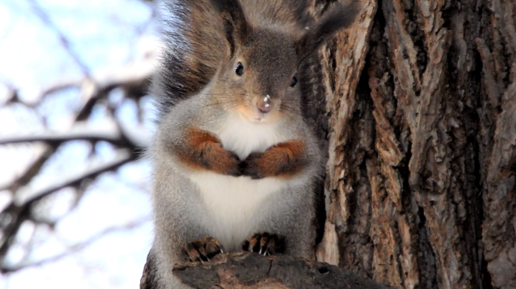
314,0,516,288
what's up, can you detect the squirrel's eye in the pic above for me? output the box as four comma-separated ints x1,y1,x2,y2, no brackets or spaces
290,74,298,87
235,62,244,76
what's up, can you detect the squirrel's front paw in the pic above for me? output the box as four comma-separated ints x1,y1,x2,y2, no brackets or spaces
242,232,286,256
182,237,224,263
240,152,265,179
225,150,244,177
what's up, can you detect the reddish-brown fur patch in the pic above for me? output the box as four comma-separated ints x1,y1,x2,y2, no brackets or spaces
243,140,307,179
174,128,241,176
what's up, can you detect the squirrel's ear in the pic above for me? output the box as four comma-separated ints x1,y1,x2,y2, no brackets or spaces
296,2,358,61
210,0,250,57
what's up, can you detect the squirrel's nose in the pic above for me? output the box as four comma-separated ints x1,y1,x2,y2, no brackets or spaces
257,95,272,114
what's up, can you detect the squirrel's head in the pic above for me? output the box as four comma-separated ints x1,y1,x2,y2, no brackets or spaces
208,0,358,123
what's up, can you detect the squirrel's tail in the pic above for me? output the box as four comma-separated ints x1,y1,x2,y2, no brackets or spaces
152,0,227,118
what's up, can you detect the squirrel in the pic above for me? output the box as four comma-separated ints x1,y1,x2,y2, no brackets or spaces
144,0,358,288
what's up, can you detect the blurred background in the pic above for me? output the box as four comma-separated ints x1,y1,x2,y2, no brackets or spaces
0,0,159,288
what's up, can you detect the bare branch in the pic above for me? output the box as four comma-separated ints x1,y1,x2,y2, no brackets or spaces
27,0,91,76
0,131,122,147
0,150,137,265
0,144,54,193
0,121,149,149
2,217,151,273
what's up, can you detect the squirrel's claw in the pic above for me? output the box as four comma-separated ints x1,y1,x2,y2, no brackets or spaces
182,236,224,263
241,232,286,255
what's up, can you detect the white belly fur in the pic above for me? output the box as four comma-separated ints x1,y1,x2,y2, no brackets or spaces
189,114,288,250
189,173,285,251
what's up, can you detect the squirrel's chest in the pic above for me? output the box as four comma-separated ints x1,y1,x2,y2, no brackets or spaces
216,115,284,160
189,117,288,250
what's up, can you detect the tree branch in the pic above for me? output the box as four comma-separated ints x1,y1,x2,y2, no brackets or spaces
0,121,149,149
141,252,394,289
27,0,91,76
0,150,136,264
1,217,150,273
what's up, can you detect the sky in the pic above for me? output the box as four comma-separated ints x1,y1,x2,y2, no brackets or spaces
0,0,158,288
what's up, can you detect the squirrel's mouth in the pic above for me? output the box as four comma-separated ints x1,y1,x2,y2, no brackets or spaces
253,115,268,122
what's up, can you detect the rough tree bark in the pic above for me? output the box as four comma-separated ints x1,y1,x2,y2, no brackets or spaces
169,253,394,288
142,0,516,288
314,0,516,288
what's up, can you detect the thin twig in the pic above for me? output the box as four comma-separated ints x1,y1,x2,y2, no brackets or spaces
1,217,151,273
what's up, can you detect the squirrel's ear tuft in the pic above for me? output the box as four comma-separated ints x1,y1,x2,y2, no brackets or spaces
296,2,359,61
209,0,250,57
